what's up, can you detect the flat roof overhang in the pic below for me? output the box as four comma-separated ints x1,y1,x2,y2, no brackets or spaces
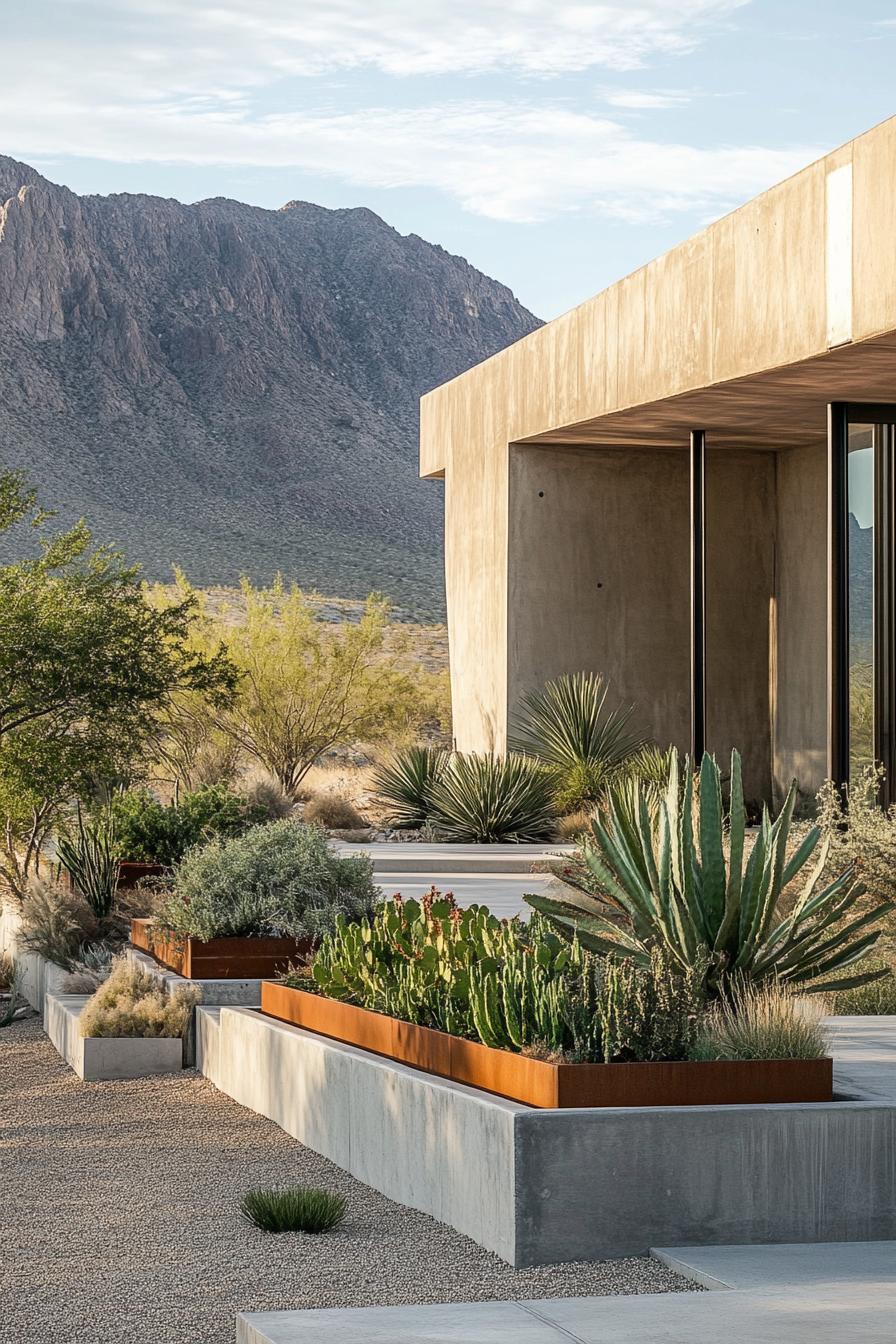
420,116,896,478
520,329,896,452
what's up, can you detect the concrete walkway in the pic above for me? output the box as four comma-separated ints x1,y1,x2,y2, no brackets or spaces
827,1014,896,1101
333,840,575,918
334,842,575,875
238,1242,896,1342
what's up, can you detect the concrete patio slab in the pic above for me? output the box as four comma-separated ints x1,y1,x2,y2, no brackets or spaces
652,1239,896,1290
826,1015,896,1102
373,871,556,919
238,1242,896,1343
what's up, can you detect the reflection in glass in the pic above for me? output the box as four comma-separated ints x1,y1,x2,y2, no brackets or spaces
848,425,874,782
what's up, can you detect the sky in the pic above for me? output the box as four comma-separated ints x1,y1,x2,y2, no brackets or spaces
5,1,896,319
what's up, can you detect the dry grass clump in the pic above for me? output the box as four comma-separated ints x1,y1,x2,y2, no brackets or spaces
303,792,367,830
554,809,593,841
691,982,829,1062
18,876,99,970
80,957,199,1039
240,771,296,821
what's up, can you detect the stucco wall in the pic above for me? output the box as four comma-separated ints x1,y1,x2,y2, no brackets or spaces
506,444,690,755
773,442,828,801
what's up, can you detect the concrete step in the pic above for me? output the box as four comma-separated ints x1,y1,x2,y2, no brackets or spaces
333,841,575,875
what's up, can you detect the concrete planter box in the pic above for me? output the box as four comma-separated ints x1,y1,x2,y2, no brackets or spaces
131,918,313,980
46,993,184,1080
260,982,833,1108
198,1005,896,1266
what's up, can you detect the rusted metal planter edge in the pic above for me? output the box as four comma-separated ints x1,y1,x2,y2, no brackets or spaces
259,981,833,1109
130,918,313,980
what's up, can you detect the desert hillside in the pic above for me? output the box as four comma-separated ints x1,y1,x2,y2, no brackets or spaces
0,156,541,615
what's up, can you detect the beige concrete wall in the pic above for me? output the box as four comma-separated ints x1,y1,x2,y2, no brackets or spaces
773,443,828,802
506,445,691,754
423,117,896,776
705,452,776,803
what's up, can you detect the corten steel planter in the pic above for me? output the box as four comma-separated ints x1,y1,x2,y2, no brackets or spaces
260,982,833,1109
131,918,314,980
118,861,168,889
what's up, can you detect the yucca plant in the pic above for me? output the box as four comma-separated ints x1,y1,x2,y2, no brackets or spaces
526,749,893,995
56,804,119,920
371,745,449,827
240,1186,347,1234
428,753,556,842
509,673,645,811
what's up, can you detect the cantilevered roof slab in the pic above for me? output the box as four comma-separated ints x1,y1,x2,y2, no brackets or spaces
420,117,896,474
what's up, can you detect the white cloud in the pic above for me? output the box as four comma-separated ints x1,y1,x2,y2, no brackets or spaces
603,90,692,109
0,0,814,229
5,92,816,226
17,0,748,85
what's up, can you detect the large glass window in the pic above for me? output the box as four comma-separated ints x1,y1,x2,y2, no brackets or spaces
847,424,874,783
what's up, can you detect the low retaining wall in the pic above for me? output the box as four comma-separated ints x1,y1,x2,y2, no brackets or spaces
198,1006,896,1267
45,993,184,1081
126,946,264,1065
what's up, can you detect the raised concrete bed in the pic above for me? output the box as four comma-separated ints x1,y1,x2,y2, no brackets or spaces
261,981,833,1108
198,1005,896,1267
45,993,184,1081
125,946,264,1065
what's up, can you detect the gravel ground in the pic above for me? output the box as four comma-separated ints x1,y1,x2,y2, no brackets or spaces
1,1015,697,1344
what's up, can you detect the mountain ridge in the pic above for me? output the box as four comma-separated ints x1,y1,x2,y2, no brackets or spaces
0,155,541,615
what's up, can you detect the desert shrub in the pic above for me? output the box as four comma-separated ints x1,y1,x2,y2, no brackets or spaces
157,820,377,941
18,876,99,970
691,982,829,1061
111,785,269,865
240,772,295,821
527,749,891,996
813,766,896,914
57,805,119,920
79,957,198,1038
509,673,645,812
428,753,556,843
304,893,705,1063
206,581,426,798
302,793,366,830
240,1187,346,1234
371,745,449,828
827,957,896,1014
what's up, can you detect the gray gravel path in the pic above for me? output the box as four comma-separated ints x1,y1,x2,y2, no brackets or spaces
1,1015,696,1344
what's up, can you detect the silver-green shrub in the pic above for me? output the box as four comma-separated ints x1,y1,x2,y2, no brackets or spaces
157,820,377,940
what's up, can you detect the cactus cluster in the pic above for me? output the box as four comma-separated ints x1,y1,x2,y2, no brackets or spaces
287,888,703,1063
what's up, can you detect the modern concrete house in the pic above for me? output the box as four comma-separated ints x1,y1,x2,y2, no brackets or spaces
420,115,896,807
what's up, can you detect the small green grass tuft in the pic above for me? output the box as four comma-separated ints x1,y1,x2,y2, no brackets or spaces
240,1186,347,1234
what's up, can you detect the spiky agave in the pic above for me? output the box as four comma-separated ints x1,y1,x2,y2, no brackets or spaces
509,672,646,810
428,753,557,843
371,745,449,828
525,749,892,995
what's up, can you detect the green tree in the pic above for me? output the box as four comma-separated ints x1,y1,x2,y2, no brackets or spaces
0,472,236,896
207,580,424,798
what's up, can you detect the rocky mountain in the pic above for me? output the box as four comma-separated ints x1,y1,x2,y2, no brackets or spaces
0,156,540,615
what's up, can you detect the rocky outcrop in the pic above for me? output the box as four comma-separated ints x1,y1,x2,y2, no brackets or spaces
0,156,541,612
